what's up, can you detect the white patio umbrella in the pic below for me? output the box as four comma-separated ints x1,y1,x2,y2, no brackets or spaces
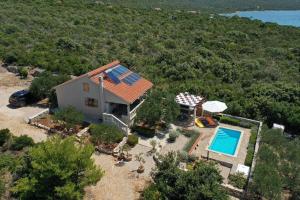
202,101,227,113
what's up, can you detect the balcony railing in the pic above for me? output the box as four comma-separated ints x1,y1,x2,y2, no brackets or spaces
102,113,129,135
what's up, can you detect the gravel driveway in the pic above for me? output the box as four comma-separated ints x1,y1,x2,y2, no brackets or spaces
0,66,47,142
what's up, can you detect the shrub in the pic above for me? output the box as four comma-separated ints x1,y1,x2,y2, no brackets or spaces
18,67,28,79
245,147,254,166
0,129,11,146
0,154,17,171
167,131,179,143
245,126,258,166
10,135,34,151
178,151,189,162
228,172,247,189
127,135,138,147
90,124,124,145
238,121,252,129
220,116,240,126
188,154,198,162
183,131,200,152
132,125,155,138
180,129,198,138
142,184,160,200
220,116,254,128
29,72,70,100
53,106,84,131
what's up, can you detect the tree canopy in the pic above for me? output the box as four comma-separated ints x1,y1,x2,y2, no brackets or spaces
136,90,180,126
144,152,228,200
250,127,300,199
1,1,299,134
53,106,84,131
12,136,103,200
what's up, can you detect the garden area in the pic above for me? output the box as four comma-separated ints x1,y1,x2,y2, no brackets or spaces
89,123,125,152
32,106,88,135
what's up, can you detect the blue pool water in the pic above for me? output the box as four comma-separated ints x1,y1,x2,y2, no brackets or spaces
222,10,300,28
209,127,241,156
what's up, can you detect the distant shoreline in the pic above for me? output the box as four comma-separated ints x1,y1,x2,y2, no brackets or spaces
221,10,300,28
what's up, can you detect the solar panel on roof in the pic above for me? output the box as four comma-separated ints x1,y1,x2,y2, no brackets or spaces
107,72,121,84
110,65,129,77
122,73,141,85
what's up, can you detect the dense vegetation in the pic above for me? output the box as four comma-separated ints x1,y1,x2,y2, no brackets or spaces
136,90,180,126
1,1,299,134
143,152,227,200
250,128,300,199
89,124,124,145
53,106,84,131
0,129,103,199
103,0,300,12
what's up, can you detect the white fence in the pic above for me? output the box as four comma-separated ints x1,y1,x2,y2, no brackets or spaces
27,108,49,124
102,113,129,135
223,114,263,197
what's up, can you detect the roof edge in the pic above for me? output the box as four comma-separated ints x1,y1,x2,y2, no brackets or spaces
88,60,120,77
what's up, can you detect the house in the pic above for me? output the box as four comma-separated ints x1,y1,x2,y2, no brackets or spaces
55,61,153,126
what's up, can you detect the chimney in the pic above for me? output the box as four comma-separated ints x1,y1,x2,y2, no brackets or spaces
99,75,105,114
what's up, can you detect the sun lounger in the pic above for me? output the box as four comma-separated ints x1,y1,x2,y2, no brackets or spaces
205,116,217,127
195,118,204,128
199,117,210,127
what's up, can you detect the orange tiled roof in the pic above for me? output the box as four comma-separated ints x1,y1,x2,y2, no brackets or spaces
89,61,153,104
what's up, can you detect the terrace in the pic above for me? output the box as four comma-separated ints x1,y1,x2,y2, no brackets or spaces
190,123,251,184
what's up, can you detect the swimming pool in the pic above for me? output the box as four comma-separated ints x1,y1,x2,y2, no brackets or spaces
208,127,242,156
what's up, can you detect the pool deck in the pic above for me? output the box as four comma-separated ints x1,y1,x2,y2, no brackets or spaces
191,123,251,183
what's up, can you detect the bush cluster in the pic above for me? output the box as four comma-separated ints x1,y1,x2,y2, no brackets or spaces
183,131,200,152
18,67,28,79
245,126,258,166
10,135,34,151
0,129,34,151
220,116,252,128
0,129,11,146
90,124,124,145
127,135,138,147
132,125,155,138
228,172,247,189
167,131,179,143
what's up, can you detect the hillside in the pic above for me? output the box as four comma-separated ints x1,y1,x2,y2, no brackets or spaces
102,0,300,12
0,0,300,134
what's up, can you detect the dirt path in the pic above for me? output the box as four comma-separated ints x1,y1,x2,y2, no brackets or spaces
84,154,149,200
0,66,48,142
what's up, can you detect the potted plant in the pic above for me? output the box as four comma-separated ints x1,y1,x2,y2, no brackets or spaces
135,153,145,173
123,144,132,161
150,139,157,153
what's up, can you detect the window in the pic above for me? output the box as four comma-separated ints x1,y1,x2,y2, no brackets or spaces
85,98,98,107
83,83,89,92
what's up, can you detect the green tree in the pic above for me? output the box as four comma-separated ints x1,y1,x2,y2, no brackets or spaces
10,135,34,151
89,124,124,145
18,67,28,79
0,129,11,146
136,90,180,126
29,72,70,100
148,152,228,200
12,136,103,200
53,106,84,132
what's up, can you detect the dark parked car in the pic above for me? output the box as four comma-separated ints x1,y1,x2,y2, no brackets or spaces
9,90,33,107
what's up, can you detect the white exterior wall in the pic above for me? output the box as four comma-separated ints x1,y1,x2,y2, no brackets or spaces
56,76,103,121
56,76,129,121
